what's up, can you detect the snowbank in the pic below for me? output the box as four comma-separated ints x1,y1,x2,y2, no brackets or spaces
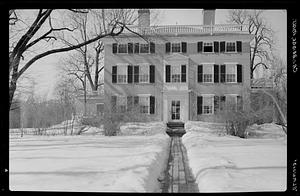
246,123,286,139
120,121,167,136
9,134,170,192
182,121,287,192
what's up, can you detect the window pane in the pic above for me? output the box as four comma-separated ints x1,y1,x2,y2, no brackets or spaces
203,42,213,52
118,44,127,53
226,42,236,52
203,65,213,82
203,96,213,114
140,44,149,53
171,65,181,83
171,43,181,52
139,65,149,83
226,64,236,82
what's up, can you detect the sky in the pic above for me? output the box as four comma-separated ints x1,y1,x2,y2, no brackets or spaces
18,9,287,100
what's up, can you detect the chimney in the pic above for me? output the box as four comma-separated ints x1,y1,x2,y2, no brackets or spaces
202,9,215,25
138,9,150,28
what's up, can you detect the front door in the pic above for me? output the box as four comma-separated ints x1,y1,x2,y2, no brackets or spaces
171,100,180,121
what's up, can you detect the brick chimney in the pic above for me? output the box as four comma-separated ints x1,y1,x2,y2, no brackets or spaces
138,9,150,28
203,9,215,25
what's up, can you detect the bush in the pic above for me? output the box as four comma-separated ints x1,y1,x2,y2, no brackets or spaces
81,116,103,127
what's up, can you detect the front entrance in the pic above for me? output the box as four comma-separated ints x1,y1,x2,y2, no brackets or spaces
171,100,180,120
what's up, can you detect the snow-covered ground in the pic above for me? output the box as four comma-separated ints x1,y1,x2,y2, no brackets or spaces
120,121,166,136
9,122,170,192
182,121,287,192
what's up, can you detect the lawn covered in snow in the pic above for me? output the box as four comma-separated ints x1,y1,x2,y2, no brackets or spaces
182,121,287,192
9,122,169,192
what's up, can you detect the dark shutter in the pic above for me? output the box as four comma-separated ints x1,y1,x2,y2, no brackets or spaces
127,65,133,83
181,42,187,53
150,96,155,114
220,64,226,83
166,65,171,83
214,41,219,53
197,42,203,52
111,96,117,112
134,43,139,53
181,65,186,82
127,96,133,111
166,42,171,53
220,41,225,52
112,43,117,54
237,96,243,111
112,66,117,83
150,65,155,83
134,96,139,107
237,41,242,52
214,96,220,113
220,96,226,111
134,66,139,83
198,65,203,83
214,64,219,83
150,42,155,53
237,64,242,83
197,96,203,115
128,43,133,54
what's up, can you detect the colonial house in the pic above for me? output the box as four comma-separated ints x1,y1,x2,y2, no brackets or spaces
103,9,255,123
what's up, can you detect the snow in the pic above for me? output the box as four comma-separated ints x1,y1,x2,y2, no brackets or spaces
120,121,167,136
182,121,287,192
9,133,170,192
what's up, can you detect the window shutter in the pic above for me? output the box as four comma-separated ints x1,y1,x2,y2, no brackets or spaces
150,96,155,114
112,43,117,54
237,41,242,52
214,41,219,53
128,43,133,54
150,42,155,53
134,43,139,53
150,65,155,83
111,96,117,112
237,64,242,83
112,66,117,83
220,96,226,111
181,42,187,53
181,65,186,82
197,96,203,115
127,96,133,111
220,41,225,52
214,96,220,113
197,42,203,53
134,96,139,107
237,96,243,111
127,65,133,83
134,66,139,83
166,65,171,83
198,65,203,83
166,42,171,53
220,64,226,83
214,64,219,83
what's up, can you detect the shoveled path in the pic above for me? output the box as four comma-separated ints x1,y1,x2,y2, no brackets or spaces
160,136,199,193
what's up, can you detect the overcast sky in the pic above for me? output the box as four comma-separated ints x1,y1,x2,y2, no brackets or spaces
20,9,287,100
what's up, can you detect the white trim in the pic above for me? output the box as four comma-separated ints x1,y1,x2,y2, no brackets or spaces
203,41,214,53
225,41,237,53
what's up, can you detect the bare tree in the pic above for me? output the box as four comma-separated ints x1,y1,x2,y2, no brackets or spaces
227,10,275,79
9,9,138,111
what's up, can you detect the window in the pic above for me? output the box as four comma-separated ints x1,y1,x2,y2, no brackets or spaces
203,42,213,52
139,64,149,83
203,96,213,114
171,43,181,53
117,96,127,113
118,44,127,53
117,65,127,83
96,103,104,115
226,64,236,83
226,95,237,111
203,64,213,83
139,96,150,114
171,65,181,83
226,42,236,52
140,43,149,53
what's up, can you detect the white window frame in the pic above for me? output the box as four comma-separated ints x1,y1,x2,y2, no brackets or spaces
138,63,150,83
117,43,128,54
140,43,150,54
137,94,151,114
171,65,182,83
203,42,214,53
225,41,237,53
202,63,214,83
171,42,181,53
201,94,214,115
224,63,237,83
96,103,104,115
116,63,128,84
225,94,238,111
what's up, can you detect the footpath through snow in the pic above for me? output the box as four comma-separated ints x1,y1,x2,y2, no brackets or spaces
9,122,170,192
182,121,287,192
